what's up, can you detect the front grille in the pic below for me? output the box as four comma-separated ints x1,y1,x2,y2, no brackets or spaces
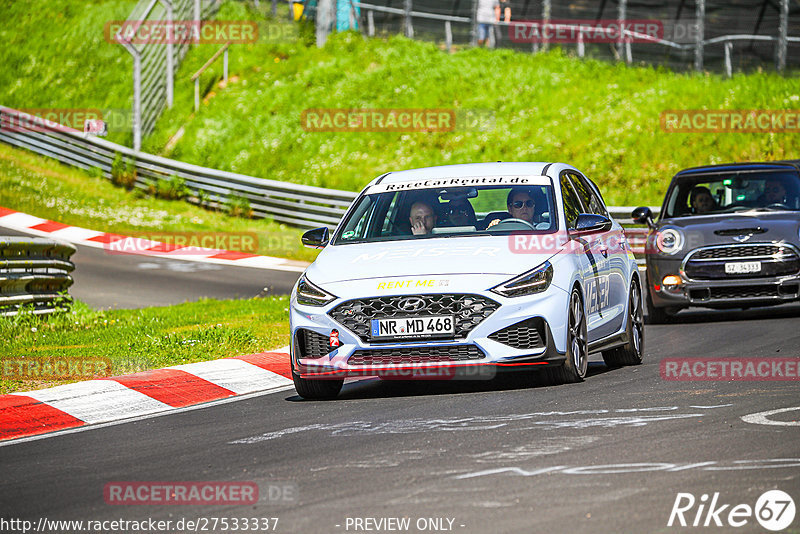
684,244,800,280
691,245,783,260
329,294,500,342
710,285,781,299
347,345,485,366
295,329,332,358
488,318,546,349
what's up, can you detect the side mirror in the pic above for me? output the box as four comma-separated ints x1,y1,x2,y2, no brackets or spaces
631,206,655,229
569,214,613,237
301,227,329,248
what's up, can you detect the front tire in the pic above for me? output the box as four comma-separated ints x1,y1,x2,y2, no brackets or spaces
292,369,343,400
548,288,588,385
603,278,645,368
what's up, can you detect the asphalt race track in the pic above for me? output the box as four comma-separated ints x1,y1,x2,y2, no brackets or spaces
0,228,302,308
2,303,799,533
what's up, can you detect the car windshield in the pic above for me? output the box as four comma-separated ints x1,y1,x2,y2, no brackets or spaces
662,170,800,218
333,179,558,245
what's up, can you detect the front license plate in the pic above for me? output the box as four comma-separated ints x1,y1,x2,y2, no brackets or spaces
725,261,761,274
371,316,454,338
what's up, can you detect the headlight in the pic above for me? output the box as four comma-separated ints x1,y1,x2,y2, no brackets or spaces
656,228,684,255
490,261,553,298
295,275,337,306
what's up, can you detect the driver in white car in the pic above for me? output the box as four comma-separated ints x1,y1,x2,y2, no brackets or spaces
487,187,536,228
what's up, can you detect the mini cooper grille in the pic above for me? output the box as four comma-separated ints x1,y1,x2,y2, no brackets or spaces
329,294,500,341
488,318,546,349
347,345,485,365
691,245,783,260
295,329,332,358
685,245,800,280
709,285,781,299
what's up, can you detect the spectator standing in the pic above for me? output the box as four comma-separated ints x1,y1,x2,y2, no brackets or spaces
476,0,498,47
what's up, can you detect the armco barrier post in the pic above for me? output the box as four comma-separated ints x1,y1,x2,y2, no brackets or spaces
695,0,705,71
777,0,788,72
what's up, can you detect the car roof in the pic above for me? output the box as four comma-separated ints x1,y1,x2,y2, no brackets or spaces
674,160,800,177
371,162,570,186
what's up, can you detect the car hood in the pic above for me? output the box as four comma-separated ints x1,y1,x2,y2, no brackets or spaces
658,211,800,250
305,236,560,286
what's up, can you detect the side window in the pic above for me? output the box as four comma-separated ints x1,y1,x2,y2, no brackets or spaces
559,174,582,229
381,194,401,235
338,195,378,241
569,172,607,216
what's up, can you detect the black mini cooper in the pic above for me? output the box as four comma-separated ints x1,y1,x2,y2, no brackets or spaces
633,160,800,323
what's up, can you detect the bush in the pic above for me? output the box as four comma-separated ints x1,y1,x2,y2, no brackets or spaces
110,153,137,189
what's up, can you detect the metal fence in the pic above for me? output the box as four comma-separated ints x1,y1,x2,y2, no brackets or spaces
312,0,799,73
115,0,222,151
0,237,76,317
0,106,357,229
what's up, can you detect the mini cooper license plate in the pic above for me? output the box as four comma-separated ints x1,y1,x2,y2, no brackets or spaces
725,261,761,274
371,316,454,338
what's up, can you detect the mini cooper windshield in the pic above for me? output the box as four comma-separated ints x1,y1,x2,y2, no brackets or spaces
334,179,558,244
663,170,800,218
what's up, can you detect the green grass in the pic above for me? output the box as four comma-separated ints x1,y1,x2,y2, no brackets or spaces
0,143,319,262
0,0,139,145
4,0,796,209
143,13,799,205
0,296,291,394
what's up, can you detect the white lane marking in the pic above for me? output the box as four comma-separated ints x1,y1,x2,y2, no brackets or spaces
0,384,295,448
689,404,734,409
456,459,800,479
741,406,800,426
229,407,704,444
135,260,222,272
13,380,172,425
169,359,292,395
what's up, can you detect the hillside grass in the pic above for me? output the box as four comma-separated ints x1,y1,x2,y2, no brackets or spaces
0,0,139,145
0,296,290,394
0,143,318,262
144,7,799,205
2,0,797,210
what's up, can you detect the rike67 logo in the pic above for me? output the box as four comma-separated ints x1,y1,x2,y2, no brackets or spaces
668,490,795,531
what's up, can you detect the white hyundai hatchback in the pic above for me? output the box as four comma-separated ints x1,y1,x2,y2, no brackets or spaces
290,162,644,399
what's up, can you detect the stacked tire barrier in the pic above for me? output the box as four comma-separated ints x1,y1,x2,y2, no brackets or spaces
0,237,76,317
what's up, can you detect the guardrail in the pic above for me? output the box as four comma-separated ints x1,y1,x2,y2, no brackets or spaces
0,105,358,229
0,237,76,317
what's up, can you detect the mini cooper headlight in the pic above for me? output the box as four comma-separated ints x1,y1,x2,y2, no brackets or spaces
490,261,553,298
295,275,337,306
656,228,684,255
